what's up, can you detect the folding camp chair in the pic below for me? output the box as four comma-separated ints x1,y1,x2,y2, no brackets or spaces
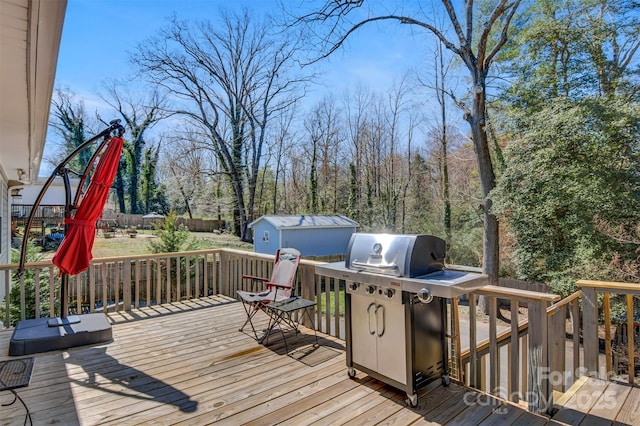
237,248,301,341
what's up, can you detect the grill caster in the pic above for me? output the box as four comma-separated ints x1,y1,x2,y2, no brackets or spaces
406,393,418,407
347,367,356,379
442,375,451,386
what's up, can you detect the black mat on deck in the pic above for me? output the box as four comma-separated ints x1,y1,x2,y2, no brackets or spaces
0,357,34,391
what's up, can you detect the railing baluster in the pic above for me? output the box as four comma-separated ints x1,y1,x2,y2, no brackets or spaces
333,277,340,337
34,269,41,318
75,274,81,314
469,294,478,388
489,296,498,394
124,259,132,311
324,277,331,336
195,254,201,298
89,264,95,313
19,272,25,321
527,300,549,414
145,259,151,307
219,252,229,296
155,258,162,304
603,292,612,376
115,261,121,312
626,294,635,386
549,303,567,392
571,298,580,388
582,286,599,376
134,260,140,309
315,273,323,334
510,299,519,403
187,254,192,299
166,256,172,303
4,270,10,327
521,333,528,398
101,263,108,313
49,266,55,317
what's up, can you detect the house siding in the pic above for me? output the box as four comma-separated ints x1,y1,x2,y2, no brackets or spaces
252,221,280,255
280,227,354,256
250,215,358,256
0,175,7,303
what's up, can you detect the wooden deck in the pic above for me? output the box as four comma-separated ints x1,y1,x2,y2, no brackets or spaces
1,296,556,425
553,376,640,425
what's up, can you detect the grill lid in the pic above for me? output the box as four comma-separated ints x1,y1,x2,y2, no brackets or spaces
345,233,446,277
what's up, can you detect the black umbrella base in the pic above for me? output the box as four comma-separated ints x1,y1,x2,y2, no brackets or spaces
8,313,113,356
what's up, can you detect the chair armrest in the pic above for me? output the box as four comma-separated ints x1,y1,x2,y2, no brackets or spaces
242,275,268,282
266,282,290,288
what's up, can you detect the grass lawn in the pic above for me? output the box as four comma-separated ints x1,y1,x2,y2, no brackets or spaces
91,231,253,258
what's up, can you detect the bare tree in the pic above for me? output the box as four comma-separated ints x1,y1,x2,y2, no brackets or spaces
293,0,522,285
342,85,373,224
304,96,344,213
133,10,309,241
101,81,171,214
48,88,96,172
270,109,297,214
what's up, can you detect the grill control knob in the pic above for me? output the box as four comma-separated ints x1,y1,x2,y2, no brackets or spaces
365,285,376,295
384,288,395,298
417,288,433,304
349,282,359,291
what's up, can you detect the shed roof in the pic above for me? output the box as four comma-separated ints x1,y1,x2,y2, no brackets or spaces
249,215,359,230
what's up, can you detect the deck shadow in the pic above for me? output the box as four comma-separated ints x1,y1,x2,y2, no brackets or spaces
65,346,198,414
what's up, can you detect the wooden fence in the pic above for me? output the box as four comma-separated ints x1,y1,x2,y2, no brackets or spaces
100,212,226,232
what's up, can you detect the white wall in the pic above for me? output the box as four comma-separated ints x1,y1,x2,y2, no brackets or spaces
14,176,80,205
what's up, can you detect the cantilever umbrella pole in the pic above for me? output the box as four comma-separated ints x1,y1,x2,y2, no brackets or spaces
17,119,125,320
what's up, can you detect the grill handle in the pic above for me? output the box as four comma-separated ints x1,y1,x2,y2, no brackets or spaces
375,304,385,337
367,303,376,335
352,260,398,270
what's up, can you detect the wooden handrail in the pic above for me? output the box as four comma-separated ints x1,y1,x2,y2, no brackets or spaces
0,248,224,271
577,279,640,293
474,285,561,302
546,290,582,314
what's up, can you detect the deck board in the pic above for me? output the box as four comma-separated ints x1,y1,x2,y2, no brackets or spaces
0,297,557,425
552,377,640,426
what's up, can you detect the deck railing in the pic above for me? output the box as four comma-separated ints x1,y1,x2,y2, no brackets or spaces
1,249,222,323
577,280,639,387
457,286,561,414
2,249,637,416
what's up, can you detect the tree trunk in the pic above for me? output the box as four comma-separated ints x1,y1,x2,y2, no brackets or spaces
467,78,499,314
115,167,126,214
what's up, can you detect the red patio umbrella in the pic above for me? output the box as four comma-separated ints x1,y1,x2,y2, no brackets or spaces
52,136,124,275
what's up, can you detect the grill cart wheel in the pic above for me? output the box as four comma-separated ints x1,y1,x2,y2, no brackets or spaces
347,367,356,379
442,375,451,386
406,393,418,407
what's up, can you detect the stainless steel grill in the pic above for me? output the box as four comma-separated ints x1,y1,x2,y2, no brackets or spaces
316,232,488,407
345,233,446,277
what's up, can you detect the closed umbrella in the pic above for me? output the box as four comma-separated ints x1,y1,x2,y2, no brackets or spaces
52,136,124,275
17,120,125,323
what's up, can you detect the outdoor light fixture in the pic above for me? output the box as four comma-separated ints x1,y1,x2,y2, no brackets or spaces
10,188,22,199
17,168,25,180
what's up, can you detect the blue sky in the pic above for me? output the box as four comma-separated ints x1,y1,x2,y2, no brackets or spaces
46,0,440,174
54,0,434,108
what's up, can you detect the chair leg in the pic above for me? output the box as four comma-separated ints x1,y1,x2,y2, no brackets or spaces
239,302,264,341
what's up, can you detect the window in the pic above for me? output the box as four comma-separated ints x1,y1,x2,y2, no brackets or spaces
262,231,269,242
